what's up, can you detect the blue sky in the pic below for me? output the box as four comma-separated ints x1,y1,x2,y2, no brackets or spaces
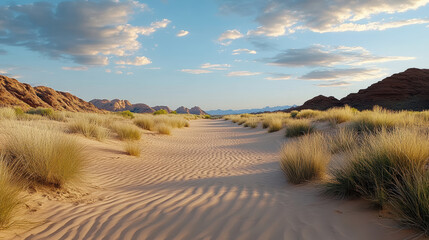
0,0,428,110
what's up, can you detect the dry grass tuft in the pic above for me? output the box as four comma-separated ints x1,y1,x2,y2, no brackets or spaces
111,123,142,141
285,119,315,137
0,158,22,228
267,118,283,132
2,125,84,187
155,123,172,135
328,128,359,153
124,141,141,157
68,118,109,141
280,133,331,184
324,128,429,208
134,116,155,131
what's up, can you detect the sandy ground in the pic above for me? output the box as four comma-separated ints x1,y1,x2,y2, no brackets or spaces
3,120,413,240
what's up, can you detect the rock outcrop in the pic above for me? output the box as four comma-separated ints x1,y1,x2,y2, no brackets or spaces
0,75,102,112
285,68,429,112
90,99,154,113
152,106,172,113
175,106,190,114
189,106,207,115
91,99,208,115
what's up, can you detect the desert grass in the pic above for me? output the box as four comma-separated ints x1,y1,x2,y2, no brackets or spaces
155,123,172,135
243,118,259,128
324,128,429,207
280,133,331,184
134,116,155,131
318,106,357,124
27,107,54,116
68,118,109,141
124,141,141,157
267,118,283,132
0,158,22,228
328,128,359,153
0,108,17,120
285,119,315,137
390,171,429,236
349,106,419,132
2,125,84,187
296,109,322,119
110,123,142,141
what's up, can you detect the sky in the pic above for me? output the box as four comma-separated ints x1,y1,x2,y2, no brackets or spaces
0,0,428,110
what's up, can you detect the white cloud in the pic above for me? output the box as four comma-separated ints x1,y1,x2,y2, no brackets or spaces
218,29,244,45
116,71,123,74
0,1,169,65
317,81,351,87
232,49,257,55
267,45,414,67
227,71,261,77
265,74,291,80
180,69,212,74
201,63,231,70
300,68,384,81
105,69,112,73
116,56,152,66
62,66,88,71
177,30,189,37
220,0,429,36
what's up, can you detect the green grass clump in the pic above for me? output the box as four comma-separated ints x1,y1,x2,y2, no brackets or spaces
390,171,429,235
2,126,84,187
0,159,22,228
280,133,331,184
134,117,155,131
111,123,142,141
27,107,54,116
124,141,141,157
290,110,298,118
153,109,168,115
117,110,134,119
324,128,429,208
69,118,109,141
285,120,314,137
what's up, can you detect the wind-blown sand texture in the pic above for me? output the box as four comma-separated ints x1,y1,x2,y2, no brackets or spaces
5,120,412,239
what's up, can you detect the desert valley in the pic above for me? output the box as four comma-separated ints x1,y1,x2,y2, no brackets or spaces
0,1,428,239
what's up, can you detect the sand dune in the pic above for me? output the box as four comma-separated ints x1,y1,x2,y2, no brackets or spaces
6,120,412,239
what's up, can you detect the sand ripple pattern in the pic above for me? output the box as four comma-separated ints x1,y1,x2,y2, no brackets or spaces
13,120,410,240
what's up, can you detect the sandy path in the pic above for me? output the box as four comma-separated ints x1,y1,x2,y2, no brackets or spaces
10,120,411,240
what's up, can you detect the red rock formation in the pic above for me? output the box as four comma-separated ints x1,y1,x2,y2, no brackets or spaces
285,68,429,112
90,99,154,113
189,106,208,115
0,75,102,112
175,106,190,114
341,68,429,110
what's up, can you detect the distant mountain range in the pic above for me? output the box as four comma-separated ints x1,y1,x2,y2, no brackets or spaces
90,99,208,115
286,68,429,112
206,105,296,115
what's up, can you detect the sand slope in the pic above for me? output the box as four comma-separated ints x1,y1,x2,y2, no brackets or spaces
9,120,411,239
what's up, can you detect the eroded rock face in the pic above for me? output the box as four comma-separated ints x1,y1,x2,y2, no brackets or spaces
90,99,154,113
291,95,343,111
189,106,207,115
340,68,429,111
0,75,102,112
285,68,429,112
175,106,190,114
